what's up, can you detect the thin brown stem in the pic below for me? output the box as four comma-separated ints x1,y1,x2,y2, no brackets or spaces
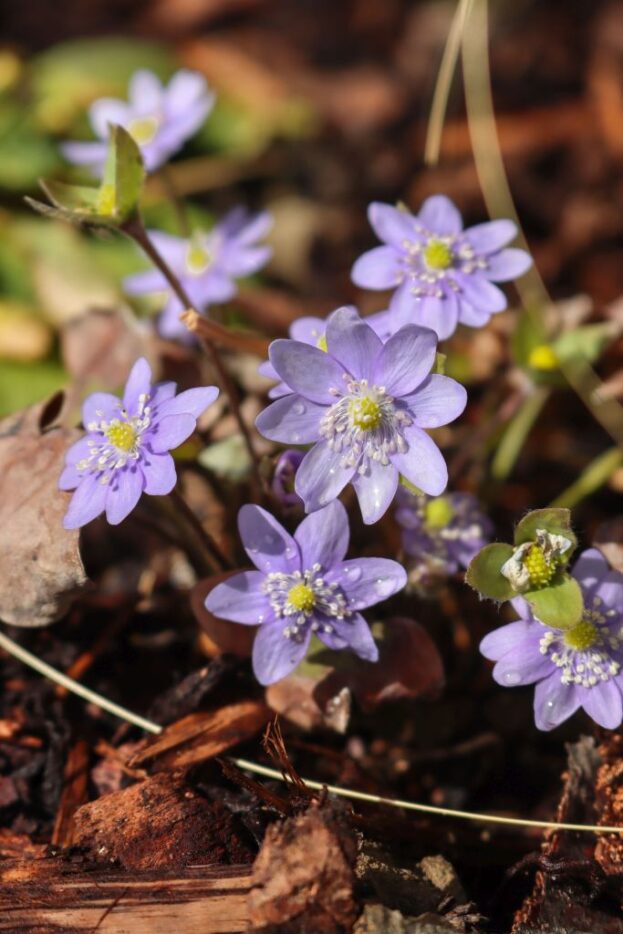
168,487,231,573
123,215,263,493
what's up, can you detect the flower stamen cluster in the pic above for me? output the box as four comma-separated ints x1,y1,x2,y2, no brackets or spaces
79,394,152,480
262,562,349,642
539,596,621,688
320,376,411,472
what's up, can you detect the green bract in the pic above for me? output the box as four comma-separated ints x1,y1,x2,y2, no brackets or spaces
466,507,583,627
26,125,144,229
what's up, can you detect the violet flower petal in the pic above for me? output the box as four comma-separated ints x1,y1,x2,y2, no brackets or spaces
269,340,347,404
141,451,177,495
294,500,350,569
252,621,311,685
206,571,271,624
333,557,407,609
351,246,401,289
238,504,300,574
150,413,196,453
404,374,467,428
295,442,356,512
418,195,463,235
352,460,399,525
374,325,437,396
391,425,447,497
533,674,581,731
255,394,324,444
63,473,109,529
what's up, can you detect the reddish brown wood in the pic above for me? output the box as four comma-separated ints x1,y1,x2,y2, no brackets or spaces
0,860,252,933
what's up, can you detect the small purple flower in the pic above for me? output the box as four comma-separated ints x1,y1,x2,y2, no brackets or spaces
271,449,305,507
480,549,623,731
395,488,492,577
255,306,467,525
351,196,533,340
205,500,407,685
62,69,215,174
125,208,273,342
60,357,218,528
258,306,394,399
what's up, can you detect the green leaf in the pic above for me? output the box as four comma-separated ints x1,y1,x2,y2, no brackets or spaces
100,125,144,221
525,573,584,628
29,126,144,231
553,323,619,368
514,508,576,551
465,543,515,601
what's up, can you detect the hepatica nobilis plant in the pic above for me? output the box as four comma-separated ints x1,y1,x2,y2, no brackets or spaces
256,306,467,524
28,67,619,741
205,501,406,684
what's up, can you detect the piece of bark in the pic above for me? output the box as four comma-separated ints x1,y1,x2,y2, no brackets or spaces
51,738,90,848
0,394,87,626
127,701,270,771
248,798,358,932
72,771,255,870
353,903,456,933
511,736,623,934
595,733,623,876
0,859,252,933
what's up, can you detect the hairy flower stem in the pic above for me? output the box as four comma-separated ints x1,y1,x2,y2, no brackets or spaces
123,215,263,494
168,486,231,573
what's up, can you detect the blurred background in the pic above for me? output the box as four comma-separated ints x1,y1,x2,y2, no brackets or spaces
0,0,621,417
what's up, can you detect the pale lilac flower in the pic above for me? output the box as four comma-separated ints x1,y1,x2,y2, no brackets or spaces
62,69,215,174
480,549,623,731
60,358,218,528
258,306,394,399
205,500,407,684
351,196,533,340
255,306,467,525
395,487,492,577
271,449,305,507
125,208,273,342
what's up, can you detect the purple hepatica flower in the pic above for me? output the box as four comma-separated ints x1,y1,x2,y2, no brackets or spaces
125,208,273,342
60,358,218,528
259,306,394,399
205,500,407,685
351,196,533,341
271,449,305,507
62,69,215,174
395,487,492,577
480,549,623,731
255,306,467,525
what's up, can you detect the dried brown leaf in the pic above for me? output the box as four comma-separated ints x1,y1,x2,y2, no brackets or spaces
0,395,86,627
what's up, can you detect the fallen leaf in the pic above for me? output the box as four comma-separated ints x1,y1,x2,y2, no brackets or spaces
0,394,87,627
61,307,153,390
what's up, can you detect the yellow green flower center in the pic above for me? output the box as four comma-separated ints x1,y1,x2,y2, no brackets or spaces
287,583,315,612
425,496,455,529
186,238,212,275
96,183,116,216
524,544,557,588
348,395,382,431
128,115,159,145
563,619,598,652
105,420,137,453
528,344,559,371
316,334,328,352
423,239,453,271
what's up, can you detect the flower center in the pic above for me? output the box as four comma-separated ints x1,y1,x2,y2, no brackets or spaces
348,395,382,431
128,115,159,145
528,345,559,371
78,394,152,480
539,595,622,688
105,420,137,453
320,376,411,474
287,583,315,612
524,544,557,588
262,564,350,642
185,235,213,275
423,239,453,271
425,496,454,529
316,334,328,352
563,620,598,652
